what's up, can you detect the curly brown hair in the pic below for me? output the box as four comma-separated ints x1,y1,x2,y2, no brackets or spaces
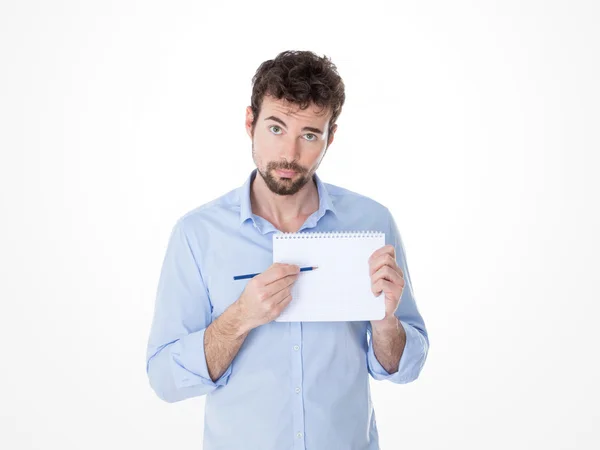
250,50,346,138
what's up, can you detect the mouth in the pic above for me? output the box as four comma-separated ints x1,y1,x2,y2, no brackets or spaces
275,169,297,178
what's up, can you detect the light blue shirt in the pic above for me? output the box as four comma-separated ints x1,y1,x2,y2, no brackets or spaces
146,169,429,450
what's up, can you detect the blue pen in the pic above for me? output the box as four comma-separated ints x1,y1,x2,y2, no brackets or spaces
233,266,318,280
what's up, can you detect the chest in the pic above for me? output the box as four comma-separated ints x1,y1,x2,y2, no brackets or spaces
203,231,274,319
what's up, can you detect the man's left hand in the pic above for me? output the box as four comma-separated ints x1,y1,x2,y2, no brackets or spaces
369,245,405,324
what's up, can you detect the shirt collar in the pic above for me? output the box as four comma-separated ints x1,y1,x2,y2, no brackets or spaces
237,168,337,227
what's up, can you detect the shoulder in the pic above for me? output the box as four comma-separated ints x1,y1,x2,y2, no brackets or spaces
174,186,240,233
324,180,393,219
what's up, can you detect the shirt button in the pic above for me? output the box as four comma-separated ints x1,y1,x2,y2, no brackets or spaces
296,432,303,438
295,387,301,393
293,345,299,351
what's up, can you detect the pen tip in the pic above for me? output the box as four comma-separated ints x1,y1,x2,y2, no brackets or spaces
313,266,318,270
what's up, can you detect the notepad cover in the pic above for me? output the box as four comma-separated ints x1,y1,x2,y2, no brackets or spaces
272,231,386,322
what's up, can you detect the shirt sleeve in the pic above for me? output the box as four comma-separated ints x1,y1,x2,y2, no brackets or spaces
146,218,232,403
367,208,430,383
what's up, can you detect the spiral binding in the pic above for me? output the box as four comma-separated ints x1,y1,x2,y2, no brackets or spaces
273,230,384,240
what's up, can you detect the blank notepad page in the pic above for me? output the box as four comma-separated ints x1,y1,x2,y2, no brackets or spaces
272,231,386,322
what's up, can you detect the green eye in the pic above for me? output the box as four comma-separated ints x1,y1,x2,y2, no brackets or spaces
270,126,282,134
305,134,316,141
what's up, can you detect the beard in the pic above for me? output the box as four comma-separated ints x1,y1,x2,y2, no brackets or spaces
252,142,314,196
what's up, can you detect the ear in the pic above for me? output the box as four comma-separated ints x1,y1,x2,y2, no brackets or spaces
245,106,254,138
327,123,337,147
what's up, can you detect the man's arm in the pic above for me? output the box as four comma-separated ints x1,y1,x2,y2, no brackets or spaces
370,316,406,374
146,218,238,403
367,208,429,383
204,302,249,381
146,220,299,402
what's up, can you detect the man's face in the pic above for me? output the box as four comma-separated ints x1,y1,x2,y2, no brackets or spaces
245,94,336,196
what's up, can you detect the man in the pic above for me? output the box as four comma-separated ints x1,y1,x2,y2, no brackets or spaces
146,50,429,450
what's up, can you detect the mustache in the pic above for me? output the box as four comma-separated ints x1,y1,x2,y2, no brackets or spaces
267,162,306,173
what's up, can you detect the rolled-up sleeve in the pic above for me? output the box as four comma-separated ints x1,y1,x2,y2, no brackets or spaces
367,208,430,383
146,218,232,403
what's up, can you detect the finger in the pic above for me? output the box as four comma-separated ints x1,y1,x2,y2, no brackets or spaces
264,272,299,298
368,245,395,265
258,263,300,285
369,253,399,276
371,278,386,296
371,266,405,288
269,292,293,321
371,278,398,297
272,287,293,306
275,293,293,316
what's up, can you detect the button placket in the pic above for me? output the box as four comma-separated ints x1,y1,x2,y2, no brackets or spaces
291,322,305,448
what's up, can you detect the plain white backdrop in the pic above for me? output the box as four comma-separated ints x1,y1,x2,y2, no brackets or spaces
1,1,599,449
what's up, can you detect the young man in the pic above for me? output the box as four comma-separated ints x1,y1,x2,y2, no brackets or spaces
146,50,429,450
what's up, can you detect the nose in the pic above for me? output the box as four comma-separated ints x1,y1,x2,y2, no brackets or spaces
279,136,300,163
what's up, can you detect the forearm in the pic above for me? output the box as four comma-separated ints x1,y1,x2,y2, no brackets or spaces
204,302,250,381
371,317,407,374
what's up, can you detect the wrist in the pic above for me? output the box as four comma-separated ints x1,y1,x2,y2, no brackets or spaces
216,302,250,339
227,301,252,338
371,315,399,333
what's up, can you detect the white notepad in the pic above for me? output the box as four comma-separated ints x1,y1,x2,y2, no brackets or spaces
272,231,386,322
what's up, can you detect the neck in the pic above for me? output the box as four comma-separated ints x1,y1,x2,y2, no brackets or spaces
250,171,320,228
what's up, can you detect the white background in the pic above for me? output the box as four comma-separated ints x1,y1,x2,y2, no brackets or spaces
1,1,599,449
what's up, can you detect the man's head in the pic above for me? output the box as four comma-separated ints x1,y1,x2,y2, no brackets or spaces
245,50,346,196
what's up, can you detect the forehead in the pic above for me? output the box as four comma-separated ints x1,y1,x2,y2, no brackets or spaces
260,95,331,123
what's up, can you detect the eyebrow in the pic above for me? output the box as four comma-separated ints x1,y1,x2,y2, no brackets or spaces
264,115,323,135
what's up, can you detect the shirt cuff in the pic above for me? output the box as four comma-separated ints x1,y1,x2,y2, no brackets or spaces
169,328,232,389
367,320,427,383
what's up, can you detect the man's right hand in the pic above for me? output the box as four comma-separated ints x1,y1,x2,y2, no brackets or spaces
235,263,300,332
